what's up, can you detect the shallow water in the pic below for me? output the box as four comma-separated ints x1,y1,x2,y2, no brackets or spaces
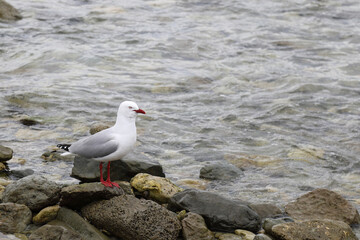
1,0,360,234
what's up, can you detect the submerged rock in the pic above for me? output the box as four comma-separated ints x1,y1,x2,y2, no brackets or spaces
130,173,183,204
0,0,22,21
200,162,244,181
181,212,215,240
0,203,32,234
71,151,164,182
169,189,261,233
81,195,181,240
285,188,360,225
2,175,62,211
0,145,13,162
249,203,282,219
60,182,124,209
270,219,358,240
33,205,60,225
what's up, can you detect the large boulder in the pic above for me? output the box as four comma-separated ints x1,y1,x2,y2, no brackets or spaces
169,189,261,233
270,219,358,240
0,203,32,233
71,152,164,182
181,212,215,240
200,162,244,181
130,173,183,204
285,188,360,225
81,195,181,240
0,0,22,21
60,182,124,209
2,175,62,211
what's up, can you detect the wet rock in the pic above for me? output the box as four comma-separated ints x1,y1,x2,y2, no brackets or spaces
181,212,215,240
89,123,111,135
234,229,256,240
41,151,74,162
0,203,32,233
0,145,13,162
176,178,208,190
214,232,243,240
10,169,34,179
28,224,83,240
32,205,60,225
130,173,183,204
169,189,261,233
71,151,164,182
253,234,273,240
249,203,282,219
262,217,294,236
56,207,110,240
2,175,62,211
0,0,22,21
19,118,39,126
81,195,181,240
0,162,6,171
200,162,244,181
60,182,124,209
285,188,360,225
270,219,358,240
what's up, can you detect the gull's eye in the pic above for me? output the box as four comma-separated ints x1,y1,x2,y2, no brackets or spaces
128,106,133,109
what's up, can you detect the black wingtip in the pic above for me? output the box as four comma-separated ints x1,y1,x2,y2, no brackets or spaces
57,144,71,152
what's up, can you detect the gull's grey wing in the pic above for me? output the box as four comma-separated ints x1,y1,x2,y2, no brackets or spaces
69,130,118,159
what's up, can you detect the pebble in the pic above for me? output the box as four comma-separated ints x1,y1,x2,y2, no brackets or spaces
33,205,60,225
0,145,13,162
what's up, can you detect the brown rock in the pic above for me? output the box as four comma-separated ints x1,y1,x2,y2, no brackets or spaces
28,224,83,240
271,219,358,240
249,203,282,219
0,0,22,21
181,212,215,240
0,203,32,233
81,195,181,240
285,188,360,225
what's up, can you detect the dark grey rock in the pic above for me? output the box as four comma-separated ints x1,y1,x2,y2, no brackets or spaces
182,212,215,240
0,0,22,21
10,168,34,179
0,203,32,233
29,224,83,240
71,151,164,182
285,188,360,225
60,182,124,209
56,207,111,240
81,195,181,240
0,145,13,162
270,219,358,240
2,175,62,211
263,217,294,236
200,162,244,181
249,203,283,219
169,189,261,233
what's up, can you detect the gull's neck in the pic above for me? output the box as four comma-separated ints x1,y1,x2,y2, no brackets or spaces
114,114,136,130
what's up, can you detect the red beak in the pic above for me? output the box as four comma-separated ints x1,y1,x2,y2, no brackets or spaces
134,109,146,114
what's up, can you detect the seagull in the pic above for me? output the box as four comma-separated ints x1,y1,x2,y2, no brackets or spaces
57,101,146,188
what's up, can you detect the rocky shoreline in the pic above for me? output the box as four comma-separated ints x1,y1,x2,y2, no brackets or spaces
0,144,359,240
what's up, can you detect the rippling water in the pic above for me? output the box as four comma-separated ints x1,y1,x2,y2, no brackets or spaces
1,0,360,233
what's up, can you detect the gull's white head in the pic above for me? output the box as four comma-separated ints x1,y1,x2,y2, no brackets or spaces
117,101,146,119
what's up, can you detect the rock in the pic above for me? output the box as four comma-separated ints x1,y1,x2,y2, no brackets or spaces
176,178,208,190
0,203,32,233
130,173,183,203
181,212,215,240
10,169,34,179
56,207,110,240
253,234,273,240
2,175,62,211
0,232,28,240
214,232,243,240
89,123,111,135
81,195,181,240
270,219,358,240
19,118,39,126
60,182,124,209
0,162,6,171
114,180,134,195
169,189,261,233
71,151,164,182
0,0,22,21
41,151,74,162
0,145,13,162
285,188,360,225
200,162,244,181
262,217,294,236
249,204,282,219
32,205,60,225
28,224,83,240
235,229,256,240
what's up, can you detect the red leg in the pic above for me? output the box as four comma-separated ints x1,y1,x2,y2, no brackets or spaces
105,161,120,188
100,162,112,187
